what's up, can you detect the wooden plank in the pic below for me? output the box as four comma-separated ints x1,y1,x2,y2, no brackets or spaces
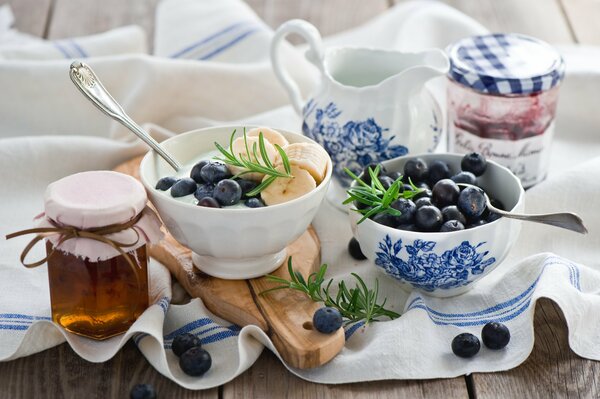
0,342,218,399
0,0,52,37
223,350,469,399
424,0,576,44
246,0,389,42
473,299,600,398
560,0,600,45
46,0,159,41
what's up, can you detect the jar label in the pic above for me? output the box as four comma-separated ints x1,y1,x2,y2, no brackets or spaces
449,123,554,187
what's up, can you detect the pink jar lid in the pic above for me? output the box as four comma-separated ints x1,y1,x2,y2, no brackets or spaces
40,171,163,261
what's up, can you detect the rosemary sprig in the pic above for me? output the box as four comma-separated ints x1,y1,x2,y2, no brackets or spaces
214,128,293,196
343,166,423,224
260,257,400,324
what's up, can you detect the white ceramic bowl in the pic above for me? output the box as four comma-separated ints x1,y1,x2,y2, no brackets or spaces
350,153,524,297
140,126,332,279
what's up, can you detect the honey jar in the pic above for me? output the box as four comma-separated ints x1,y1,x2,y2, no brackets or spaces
8,171,163,339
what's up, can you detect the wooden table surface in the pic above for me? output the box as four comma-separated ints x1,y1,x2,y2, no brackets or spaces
1,0,599,398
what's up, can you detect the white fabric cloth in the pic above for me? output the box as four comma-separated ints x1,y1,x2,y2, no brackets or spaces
1,0,600,390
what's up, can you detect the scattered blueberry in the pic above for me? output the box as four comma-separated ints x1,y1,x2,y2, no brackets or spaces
414,197,433,209
452,333,481,358
440,220,465,232
451,171,477,185
390,198,416,225
130,384,157,399
348,237,367,260
428,160,451,185
441,205,467,225
200,162,232,183
170,178,197,198
194,183,215,200
432,179,460,208
482,322,510,350
179,347,212,376
403,158,429,183
172,333,201,357
313,307,343,334
237,179,258,198
245,197,265,208
458,186,487,219
414,205,443,232
197,197,220,208
213,179,242,206
461,153,487,176
190,160,210,184
156,176,179,191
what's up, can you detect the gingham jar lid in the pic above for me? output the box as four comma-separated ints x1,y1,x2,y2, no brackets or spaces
447,33,565,95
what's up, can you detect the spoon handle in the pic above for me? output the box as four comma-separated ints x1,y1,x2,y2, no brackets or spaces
69,61,182,172
489,208,588,234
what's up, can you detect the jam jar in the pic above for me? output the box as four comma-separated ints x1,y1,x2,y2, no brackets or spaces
40,171,163,339
447,34,565,188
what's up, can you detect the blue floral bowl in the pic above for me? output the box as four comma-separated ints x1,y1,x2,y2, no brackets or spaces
349,153,524,297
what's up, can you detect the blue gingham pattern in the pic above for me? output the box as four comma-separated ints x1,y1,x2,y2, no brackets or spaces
448,33,565,95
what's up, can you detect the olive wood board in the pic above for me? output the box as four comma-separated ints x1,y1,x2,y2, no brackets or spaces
114,156,345,369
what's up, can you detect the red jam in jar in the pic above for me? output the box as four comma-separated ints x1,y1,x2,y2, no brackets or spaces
447,34,565,188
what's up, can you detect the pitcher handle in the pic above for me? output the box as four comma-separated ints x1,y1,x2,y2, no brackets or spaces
271,19,325,116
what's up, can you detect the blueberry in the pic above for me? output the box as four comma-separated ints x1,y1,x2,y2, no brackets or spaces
200,162,232,183
403,158,429,183
179,347,212,376
348,237,367,260
432,179,460,208
441,205,467,225
452,333,480,358
458,186,487,219
390,199,416,225
487,212,502,223
414,188,432,200
490,198,505,211
396,224,417,231
197,197,220,208
467,219,487,228
130,384,157,399
213,179,242,206
172,333,201,357
428,160,451,185
194,183,215,200
372,212,397,228
313,307,343,334
360,163,387,185
415,197,433,208
237,179,258,198
451,171,477,185
379,175,395,190
482,322,510,350
414,205,443,232
245,197,265,208
440,220,465,232
190,160,210,183
156,176,179,191
461,153,487,176
387,171,403,181
170,178,197,198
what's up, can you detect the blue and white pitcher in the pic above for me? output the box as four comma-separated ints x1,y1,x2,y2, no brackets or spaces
271,19,449,207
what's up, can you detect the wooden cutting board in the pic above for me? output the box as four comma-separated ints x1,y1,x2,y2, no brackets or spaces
114,156,345,369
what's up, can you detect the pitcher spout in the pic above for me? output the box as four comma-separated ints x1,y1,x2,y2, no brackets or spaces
391,48,449,96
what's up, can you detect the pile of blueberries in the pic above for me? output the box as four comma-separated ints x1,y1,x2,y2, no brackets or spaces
155,160,265,208
360,152,504,233
130,332,212,398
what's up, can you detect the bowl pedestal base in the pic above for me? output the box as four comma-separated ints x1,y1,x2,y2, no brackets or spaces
192,249,287,280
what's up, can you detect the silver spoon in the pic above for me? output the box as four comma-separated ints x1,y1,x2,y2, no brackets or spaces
69,60,182,172
458,184,588,234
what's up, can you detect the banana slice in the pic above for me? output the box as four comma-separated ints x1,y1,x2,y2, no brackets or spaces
260,165,317,206
277,142,329,184
228,136,278,182
246,127,289,147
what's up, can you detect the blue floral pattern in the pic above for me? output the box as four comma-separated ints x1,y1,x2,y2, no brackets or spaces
302,100,408,184
375,235,496,292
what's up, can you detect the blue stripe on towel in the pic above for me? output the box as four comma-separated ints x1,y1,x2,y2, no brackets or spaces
344,321,365,340
198,27,260,60
69,40,88,58
170,21,252,58
0,324,30,331
53,42,71,58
